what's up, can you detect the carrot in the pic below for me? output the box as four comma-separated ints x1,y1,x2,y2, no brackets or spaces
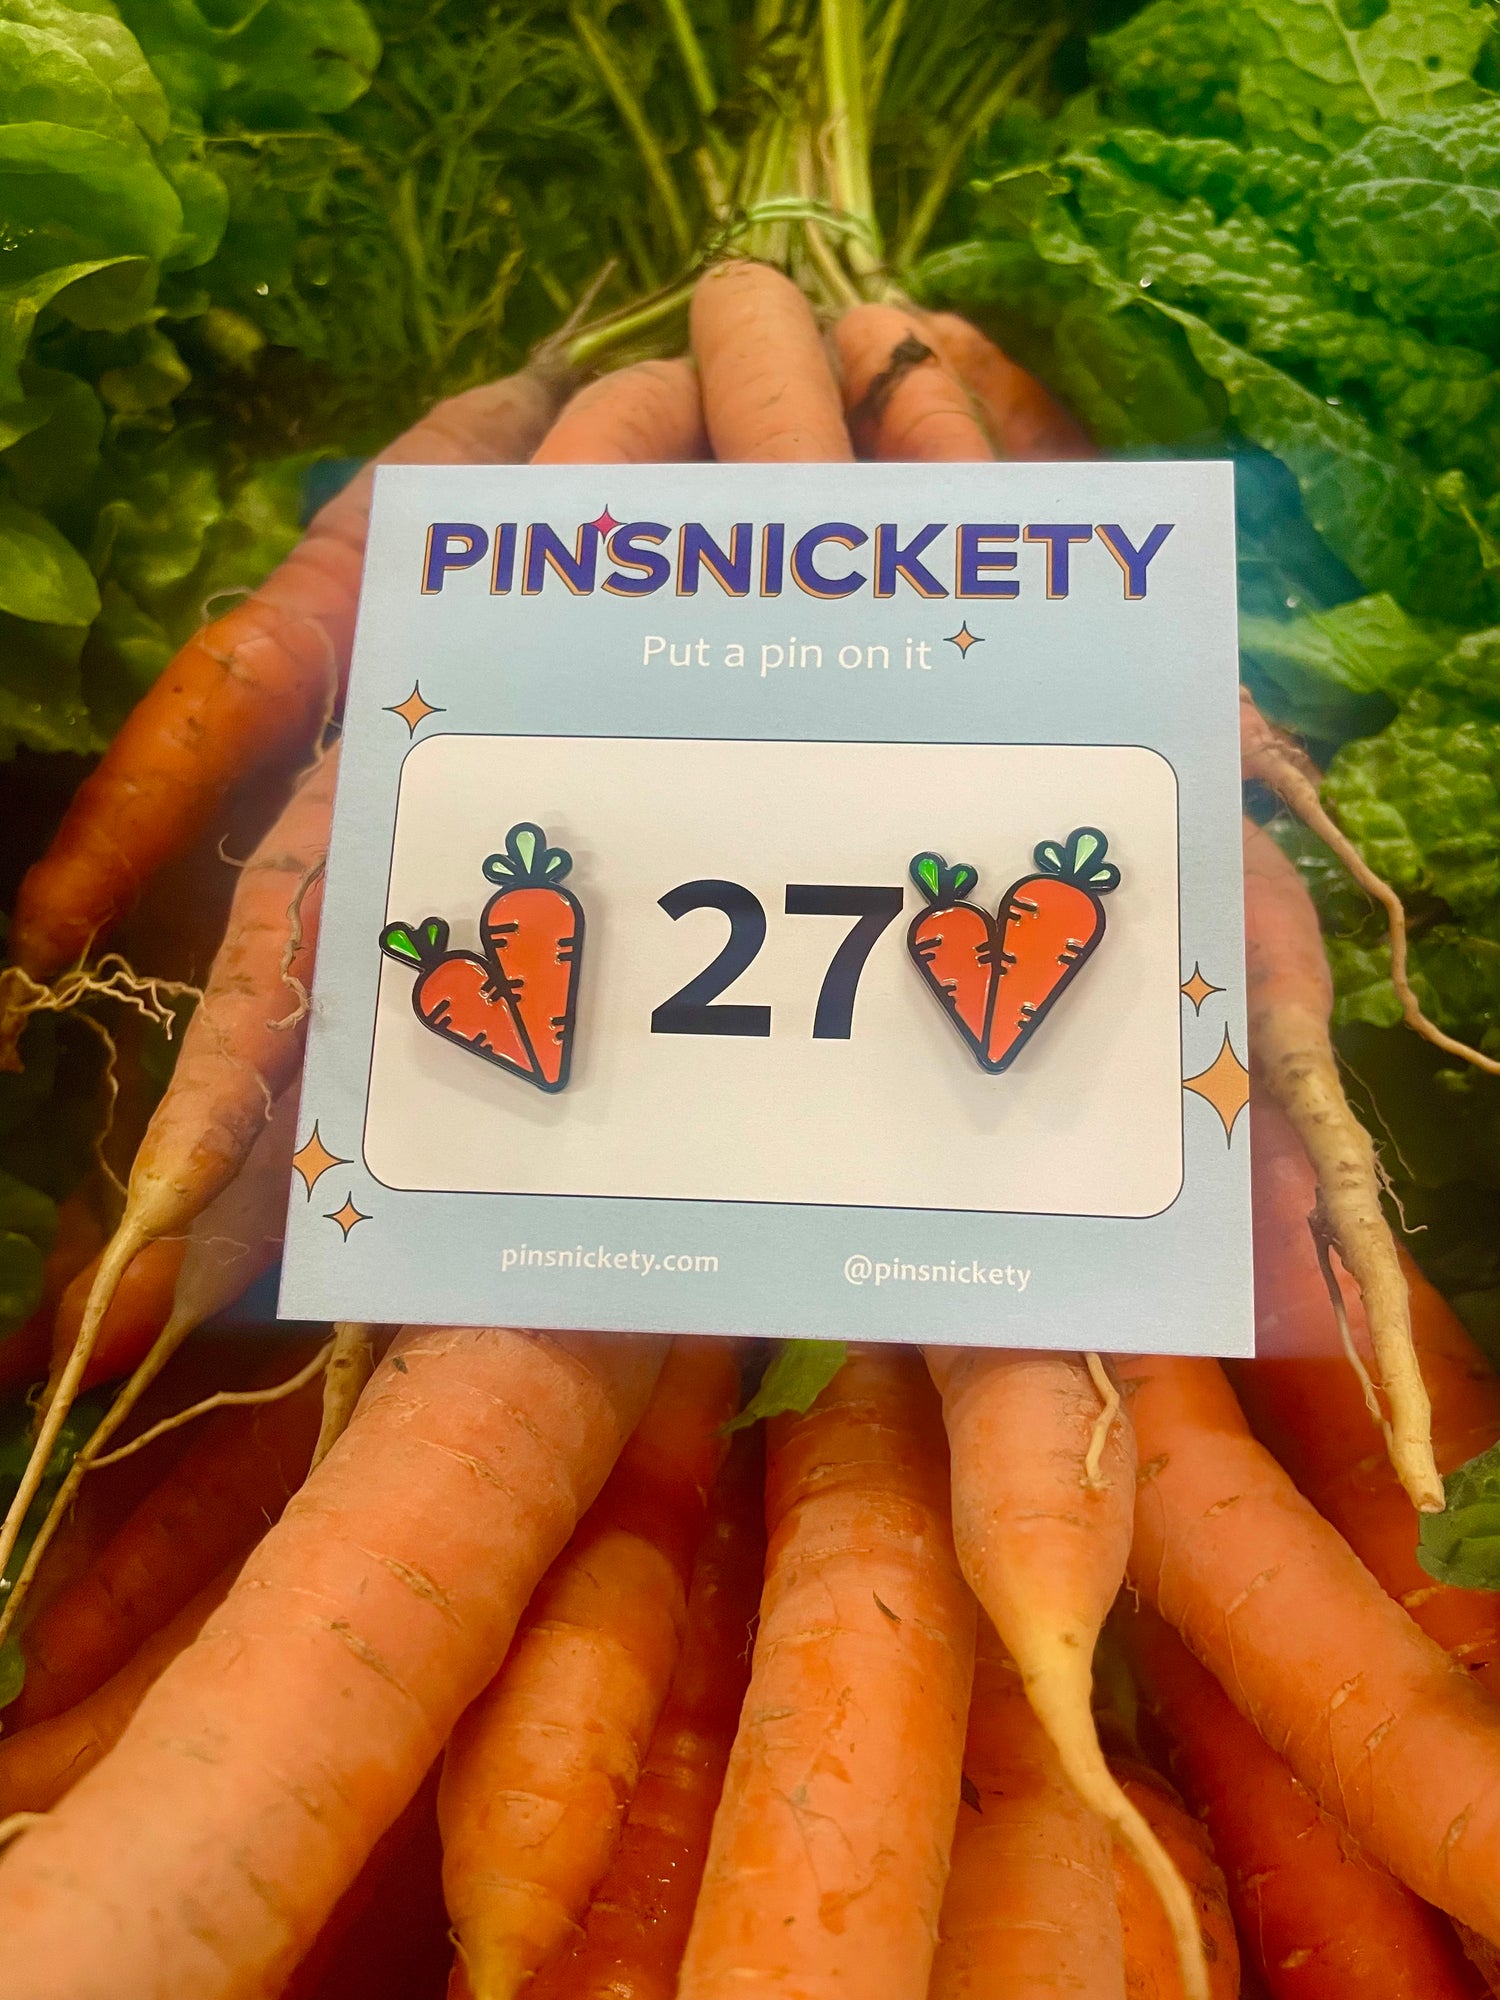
930,1614,1127,1999
1233,1094,1500,1693
526,1427,765,2000
9,1350,322,1728
907,852,992,1054
1242,814,1440,1510
833,303,994,461
677,1345,974,2000
1117,1350,1500,1946
927,1344,1208,2000
1121,1596,1485,2000
0,1082,301,1650
439,1337,740,1999
6,370,558,993
0,1324,667,1999
0,1566,234,1815
380,917,535,1082
0,749,336,1610
986,828,1121,1067
690,261,854,461
531,356,707,464
921,312,1093,460
478,822,585,1091
49,1236,186,1397
1110,1756,1240,1999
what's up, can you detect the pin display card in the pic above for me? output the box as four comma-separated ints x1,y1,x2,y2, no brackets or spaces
279,462,1252,1356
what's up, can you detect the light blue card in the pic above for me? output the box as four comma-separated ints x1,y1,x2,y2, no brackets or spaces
279,461,1252,1355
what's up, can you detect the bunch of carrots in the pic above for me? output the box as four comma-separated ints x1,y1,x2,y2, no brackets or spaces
0,260,1497,2000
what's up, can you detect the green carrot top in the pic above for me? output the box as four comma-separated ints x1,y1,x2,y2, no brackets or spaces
483,821,574,889
380,916,451,968
909,851,980,907
1032,827,1120,893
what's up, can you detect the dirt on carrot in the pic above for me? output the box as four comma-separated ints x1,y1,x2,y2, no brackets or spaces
834,303,993,462
531,357,706,465
690,262,854,462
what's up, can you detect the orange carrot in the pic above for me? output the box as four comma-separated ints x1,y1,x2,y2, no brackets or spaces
0,1325,666,1999
922,312,1093,459
531,357,707,464
9,1358,322,1728
49,1236,186,1396
439,1337,740,1999
930,1615,1126,1999
690,261,854,461
1117,1351,1500,1946
834,303,994,461
0,754,336,1606
1233,1094,1500,1693
526,1428,764,2000
677,1345,974,2000
8,370,558,990
0,1566,234,1814
1243,815,1439,1510
927,1345,1208,1999
1121,1597,1485,2000
1111,1756,1240,1999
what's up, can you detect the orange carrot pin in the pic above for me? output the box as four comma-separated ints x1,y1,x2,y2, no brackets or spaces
908,828,1119,1073
480,822,585,1092
379,821,586,1094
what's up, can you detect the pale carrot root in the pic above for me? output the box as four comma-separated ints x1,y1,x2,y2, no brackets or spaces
1109,1756,1240,1999
1236,1093,1500,1693
1243,815,1440,1512
1240,688,1498,1080
0,1325,668,2000
930,1615,1126,1999
927,1346,1209,2000
312,1323,378,1471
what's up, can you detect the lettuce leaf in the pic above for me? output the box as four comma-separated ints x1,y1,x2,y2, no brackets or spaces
1420,1437,1500,1588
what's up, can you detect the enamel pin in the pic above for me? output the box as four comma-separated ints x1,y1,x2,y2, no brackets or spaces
379,821,584,1093
907,827,1120,1072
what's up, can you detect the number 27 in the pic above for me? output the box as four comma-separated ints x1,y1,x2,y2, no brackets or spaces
650,881,905,1040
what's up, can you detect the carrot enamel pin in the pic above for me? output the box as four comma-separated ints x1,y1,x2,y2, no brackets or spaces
908,828,1120,1073
378,822,584,1094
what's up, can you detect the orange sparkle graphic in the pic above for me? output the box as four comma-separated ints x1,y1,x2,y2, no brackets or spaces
386,683,444,735
1180,964,1224,1013
1183,1029,1250,1143
945,623,982,656
326,1196,370,1238
292,1122,347,1196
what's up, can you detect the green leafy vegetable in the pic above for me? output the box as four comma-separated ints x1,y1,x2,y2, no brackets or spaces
1419,1436,1500,1588
725,1340,849,1432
